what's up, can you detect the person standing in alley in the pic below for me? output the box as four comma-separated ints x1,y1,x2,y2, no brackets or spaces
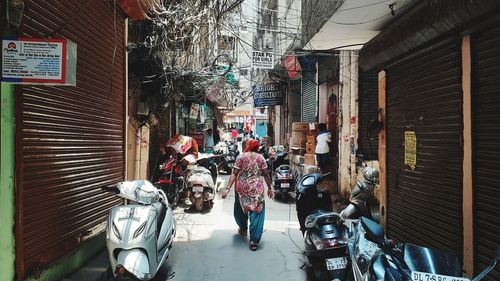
222,139,273,251
204,128,215,152
231,127,238,143
315,123,331,174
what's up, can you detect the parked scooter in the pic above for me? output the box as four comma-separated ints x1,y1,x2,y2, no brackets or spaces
347,217,499,281
267,146,288,171
296,172,350,281
105,180,175,281
214,140,237,174
186,165,216,212
272,164,296,202
183,153,217,212
339,166,379,221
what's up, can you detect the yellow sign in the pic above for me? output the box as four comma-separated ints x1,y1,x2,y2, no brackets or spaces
404,131,417,170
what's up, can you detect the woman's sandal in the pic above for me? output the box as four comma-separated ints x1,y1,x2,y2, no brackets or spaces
238,228,247,236
249,242,258,251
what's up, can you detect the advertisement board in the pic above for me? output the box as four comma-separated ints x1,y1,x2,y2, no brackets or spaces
253,83,284,107
252,50,274,69
2,37,77,85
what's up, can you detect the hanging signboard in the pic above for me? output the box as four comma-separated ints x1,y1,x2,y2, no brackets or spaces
252,51,274,69
2,37,77,85
404,131,417,170
253,83,284,107
283,56,301,80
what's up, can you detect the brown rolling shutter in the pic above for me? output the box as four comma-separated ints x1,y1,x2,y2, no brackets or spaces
16,1,125,278
386,39,463,255
358,70,379,160
472,22,500,280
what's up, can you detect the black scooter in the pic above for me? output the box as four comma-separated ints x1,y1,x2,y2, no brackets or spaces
348,217,500,281
296,173,350,281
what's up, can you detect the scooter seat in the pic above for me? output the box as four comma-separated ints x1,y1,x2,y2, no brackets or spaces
305,209,341,228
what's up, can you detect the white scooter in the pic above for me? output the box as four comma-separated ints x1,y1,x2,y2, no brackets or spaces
105,180,175,280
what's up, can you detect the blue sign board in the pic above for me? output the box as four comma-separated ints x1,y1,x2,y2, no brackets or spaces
253,83,284,107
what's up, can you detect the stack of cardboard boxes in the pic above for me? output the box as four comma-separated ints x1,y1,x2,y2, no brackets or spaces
289,122,309,156
304,134,317,166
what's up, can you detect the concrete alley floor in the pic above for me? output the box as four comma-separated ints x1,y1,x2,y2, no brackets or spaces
153,175,313,281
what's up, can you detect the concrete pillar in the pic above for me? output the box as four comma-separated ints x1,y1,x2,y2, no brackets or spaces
318,83,328,123
350,51,359,186
338,50,352,195
337,50,360,195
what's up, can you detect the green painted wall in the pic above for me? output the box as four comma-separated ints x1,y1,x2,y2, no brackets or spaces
1,82,16,281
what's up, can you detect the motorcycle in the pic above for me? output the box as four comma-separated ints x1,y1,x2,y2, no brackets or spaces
296,172,350,281
347,217,499,281
214,140,237,174
184,153,217,212
272,164,296,202
105,180,175,281
154,135,198,208
155,155,185,208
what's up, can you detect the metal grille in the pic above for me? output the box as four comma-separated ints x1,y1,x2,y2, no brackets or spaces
358,70,379,160
386,39,463,256
472,22,500,280
16,1,125,278
302,63,317,123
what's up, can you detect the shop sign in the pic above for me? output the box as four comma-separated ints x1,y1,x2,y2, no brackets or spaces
283,56,301,80
2,37,77,85
404,131,417,170
252,50,273,69
253,83,284,107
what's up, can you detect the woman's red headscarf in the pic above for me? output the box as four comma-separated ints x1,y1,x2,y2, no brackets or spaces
244,139,260,153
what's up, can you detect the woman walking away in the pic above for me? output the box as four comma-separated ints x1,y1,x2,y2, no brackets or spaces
222,139,273,251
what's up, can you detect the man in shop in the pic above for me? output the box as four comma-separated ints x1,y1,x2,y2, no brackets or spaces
315,123,331,175
204,128,215,153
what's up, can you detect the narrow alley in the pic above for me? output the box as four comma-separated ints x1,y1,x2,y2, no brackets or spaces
155,175,311,281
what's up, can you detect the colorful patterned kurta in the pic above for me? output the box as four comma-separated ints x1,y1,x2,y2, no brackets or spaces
234,152,268,214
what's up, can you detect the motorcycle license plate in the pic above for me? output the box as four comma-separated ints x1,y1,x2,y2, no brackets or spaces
325,257,348,271
280,183,290,188
192,186,204,193
411,271,469,281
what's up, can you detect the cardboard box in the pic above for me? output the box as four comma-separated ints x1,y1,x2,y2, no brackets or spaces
306,135,316,143
306,142,316,154
304,154,316,166
292,122,309,131
292,130,308,139
290,137,306,148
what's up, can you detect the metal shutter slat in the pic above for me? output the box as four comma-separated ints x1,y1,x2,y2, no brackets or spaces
17,0,125,278
302,64,317,123
386,40,463,255
473,21,500,280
